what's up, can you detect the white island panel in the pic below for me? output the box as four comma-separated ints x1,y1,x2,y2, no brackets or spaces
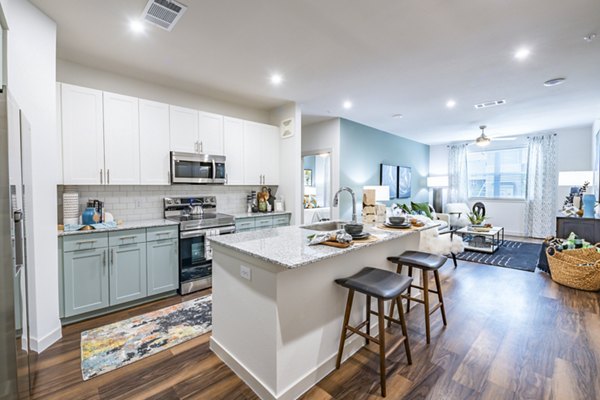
210,224,423,399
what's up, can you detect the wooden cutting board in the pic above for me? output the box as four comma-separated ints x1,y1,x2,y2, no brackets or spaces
321,240,353,248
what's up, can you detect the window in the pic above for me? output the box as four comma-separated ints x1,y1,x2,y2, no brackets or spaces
467,147,528,199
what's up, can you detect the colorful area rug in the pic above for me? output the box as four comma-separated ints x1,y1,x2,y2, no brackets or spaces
455,240,542,272
81,295,212,380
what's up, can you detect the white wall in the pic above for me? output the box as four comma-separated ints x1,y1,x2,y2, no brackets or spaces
2,0,60,351
429,125,593,237
57,59,270,124
302,118,341,221
270,103,302,225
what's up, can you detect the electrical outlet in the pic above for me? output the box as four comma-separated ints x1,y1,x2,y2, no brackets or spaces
240,265,252,281
135,200,142,208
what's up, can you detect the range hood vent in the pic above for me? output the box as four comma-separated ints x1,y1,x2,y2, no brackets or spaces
142,0,187,31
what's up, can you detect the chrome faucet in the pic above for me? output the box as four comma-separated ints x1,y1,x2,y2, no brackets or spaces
333,187,357,223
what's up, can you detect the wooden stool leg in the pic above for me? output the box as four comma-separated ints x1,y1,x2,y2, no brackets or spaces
336,289,354,369
396,296,412,365
377,298,387,397
387,295,395,328
406,266,413,313
434,270,447,326
365,294,371,344
422,269,431,344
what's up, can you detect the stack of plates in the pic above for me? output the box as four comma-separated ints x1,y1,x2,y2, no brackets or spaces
63,192,79,225
384,222,411,229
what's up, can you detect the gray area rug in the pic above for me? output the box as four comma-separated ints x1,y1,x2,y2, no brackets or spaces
455,240,542,272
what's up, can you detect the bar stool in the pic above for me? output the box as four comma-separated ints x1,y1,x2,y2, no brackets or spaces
387,251,447,344
335,267,413,397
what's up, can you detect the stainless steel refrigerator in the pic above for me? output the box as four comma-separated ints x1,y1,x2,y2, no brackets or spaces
0,88,32,399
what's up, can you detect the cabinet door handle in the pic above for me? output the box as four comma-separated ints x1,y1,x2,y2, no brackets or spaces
225,173,228,184
107,169,110,184
102,250,106,272
100,169,103,184
194,141,198,153
200,141,204,153
110,248,114,265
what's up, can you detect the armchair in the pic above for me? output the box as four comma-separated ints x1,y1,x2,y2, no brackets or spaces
445,203,471,228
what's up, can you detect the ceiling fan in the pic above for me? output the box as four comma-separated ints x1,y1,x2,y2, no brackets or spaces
473,125,516,147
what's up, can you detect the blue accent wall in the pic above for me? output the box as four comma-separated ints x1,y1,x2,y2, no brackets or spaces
339,118,430,221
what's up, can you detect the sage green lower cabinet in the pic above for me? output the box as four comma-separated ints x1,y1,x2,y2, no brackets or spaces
59,225,178,321
235,213,291,232
63,247,109,318
147,239,178,296
109,243,147,306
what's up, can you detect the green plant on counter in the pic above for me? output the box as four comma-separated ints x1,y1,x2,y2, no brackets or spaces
467,209,485,225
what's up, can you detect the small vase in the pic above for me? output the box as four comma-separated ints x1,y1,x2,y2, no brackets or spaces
583,193,596,218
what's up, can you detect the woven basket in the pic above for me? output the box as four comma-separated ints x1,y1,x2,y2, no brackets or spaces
546,245,600,291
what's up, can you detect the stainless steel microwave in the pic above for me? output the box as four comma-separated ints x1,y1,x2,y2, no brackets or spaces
170,152,226,184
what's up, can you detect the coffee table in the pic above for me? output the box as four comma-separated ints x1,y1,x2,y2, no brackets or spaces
456,226,504,253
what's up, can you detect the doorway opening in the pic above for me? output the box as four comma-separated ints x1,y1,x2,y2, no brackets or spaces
302,152,332,224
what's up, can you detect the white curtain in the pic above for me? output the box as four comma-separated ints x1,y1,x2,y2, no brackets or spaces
447,144,469,204
524,134,558,238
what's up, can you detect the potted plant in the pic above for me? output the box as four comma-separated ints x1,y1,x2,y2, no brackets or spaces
467,208,485,226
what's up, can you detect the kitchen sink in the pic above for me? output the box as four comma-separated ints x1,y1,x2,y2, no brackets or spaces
300,221,347,231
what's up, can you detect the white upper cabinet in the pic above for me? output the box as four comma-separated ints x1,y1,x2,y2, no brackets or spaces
169,105,198,153
243,121,263,185
139,99,170,185
56,83,63,184
262,125,280,186
198,111,224,155
61,84,105,185
243,121,280,186
223,117,245,185
103,92,140,185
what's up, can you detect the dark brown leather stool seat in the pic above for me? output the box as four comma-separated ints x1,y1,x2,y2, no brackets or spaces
387,250,447,270
335,267,413,397
335,267,412,299
387,251,448,344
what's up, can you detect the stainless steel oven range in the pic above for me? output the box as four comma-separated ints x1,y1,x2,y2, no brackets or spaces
164,196,235,294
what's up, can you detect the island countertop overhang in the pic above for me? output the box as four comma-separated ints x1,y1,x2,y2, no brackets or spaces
209,223,435,269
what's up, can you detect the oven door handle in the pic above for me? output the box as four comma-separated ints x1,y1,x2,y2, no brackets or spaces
180,229,208,239
219,226,236,234
212,159,216,181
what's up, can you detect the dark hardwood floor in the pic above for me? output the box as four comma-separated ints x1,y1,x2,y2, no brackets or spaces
31,258,600,399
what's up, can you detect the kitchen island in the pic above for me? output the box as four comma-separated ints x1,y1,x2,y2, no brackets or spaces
209,222,432,400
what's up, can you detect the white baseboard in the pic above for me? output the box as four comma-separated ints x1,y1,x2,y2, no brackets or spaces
30,325,62,353
211,322,381,400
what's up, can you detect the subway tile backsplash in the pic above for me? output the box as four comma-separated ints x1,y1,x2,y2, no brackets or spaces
57,185,275,223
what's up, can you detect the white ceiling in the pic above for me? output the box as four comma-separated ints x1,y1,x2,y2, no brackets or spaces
32,0,600,144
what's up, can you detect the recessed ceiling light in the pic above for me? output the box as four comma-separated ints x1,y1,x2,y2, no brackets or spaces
130,19,145,34
514,47,531,60
544,77,566,87
584,33,597,42
392,113,403,119
270,73,283,86
343,101,353,109
446,99,456,108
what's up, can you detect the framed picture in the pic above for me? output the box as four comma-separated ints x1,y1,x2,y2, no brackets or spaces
304,169,313,186
380,164,398,199
398,166,412,198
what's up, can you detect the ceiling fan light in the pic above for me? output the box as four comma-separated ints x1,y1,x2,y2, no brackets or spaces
475,136,491,147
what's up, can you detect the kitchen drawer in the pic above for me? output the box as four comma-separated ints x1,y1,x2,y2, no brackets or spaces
63,233,108,252
273,214,290,227
236,219,256,231
147,225,178,242
109,229,146,246
255,216,273,229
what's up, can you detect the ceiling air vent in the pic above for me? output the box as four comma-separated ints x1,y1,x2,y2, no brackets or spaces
142,0,187,31
474,99,507,109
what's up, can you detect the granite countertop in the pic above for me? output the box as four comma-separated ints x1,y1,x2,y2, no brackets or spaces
209,221,435,269
232,211,292,219
58,219,179,237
